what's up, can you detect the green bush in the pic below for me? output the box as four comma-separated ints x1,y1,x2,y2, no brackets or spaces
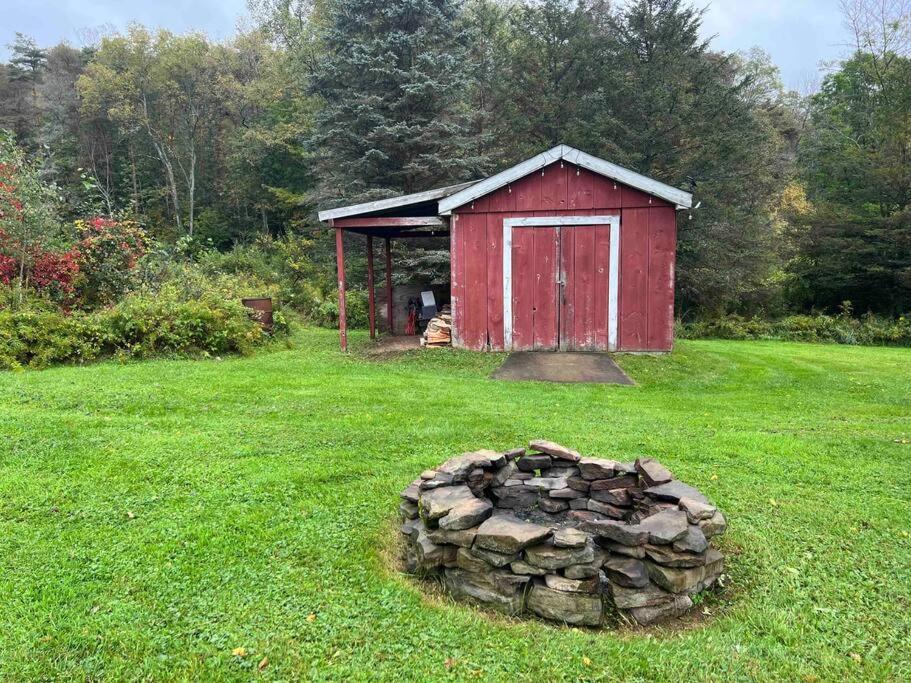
0,285,268,370
678,313,911,346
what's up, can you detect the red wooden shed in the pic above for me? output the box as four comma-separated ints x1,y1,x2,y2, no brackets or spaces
318,144,692,353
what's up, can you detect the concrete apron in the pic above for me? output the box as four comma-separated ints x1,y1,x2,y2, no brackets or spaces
491,351,634,385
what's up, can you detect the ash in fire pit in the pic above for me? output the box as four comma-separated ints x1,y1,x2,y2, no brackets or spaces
399,441,727,626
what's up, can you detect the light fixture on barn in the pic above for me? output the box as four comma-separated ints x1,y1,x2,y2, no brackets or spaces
688,200,702,220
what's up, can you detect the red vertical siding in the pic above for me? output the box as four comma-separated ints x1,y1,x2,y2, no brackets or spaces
486,213,505,350
461,212,488,350
450,216,463,347
571,226,597,350
567,166,594,209
451,160,677,352
646,207,676,350
532,227,559,350
593,224,611,349
620,207,649,350
511,226,536,350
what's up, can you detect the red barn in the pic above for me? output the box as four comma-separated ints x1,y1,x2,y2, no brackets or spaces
319,144,692,353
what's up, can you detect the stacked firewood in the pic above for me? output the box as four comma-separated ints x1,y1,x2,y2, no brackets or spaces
421,305,452,348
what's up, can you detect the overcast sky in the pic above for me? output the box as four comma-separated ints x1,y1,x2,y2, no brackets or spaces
1,0,848,90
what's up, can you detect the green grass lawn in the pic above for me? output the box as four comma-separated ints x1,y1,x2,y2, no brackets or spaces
1,328,909,681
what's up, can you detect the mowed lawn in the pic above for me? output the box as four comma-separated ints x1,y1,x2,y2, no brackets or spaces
1,328,909,681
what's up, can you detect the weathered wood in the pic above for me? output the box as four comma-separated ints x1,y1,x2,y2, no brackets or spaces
462,213,488,350
332,216,445,228
532,226,559,350
336,227,347,352
647,207,676,351
366,235,376,340
385,237,393,333
620,208,649,350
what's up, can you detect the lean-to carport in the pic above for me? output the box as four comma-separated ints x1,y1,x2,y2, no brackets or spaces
318,182,476,351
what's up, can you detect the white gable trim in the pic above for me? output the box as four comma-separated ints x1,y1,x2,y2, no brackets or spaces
318,180,478,221
439,144,692,214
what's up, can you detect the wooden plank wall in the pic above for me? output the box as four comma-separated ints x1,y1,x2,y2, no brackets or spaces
451,161,677,352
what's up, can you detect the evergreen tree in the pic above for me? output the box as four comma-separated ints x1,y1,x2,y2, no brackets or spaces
308,0,487,205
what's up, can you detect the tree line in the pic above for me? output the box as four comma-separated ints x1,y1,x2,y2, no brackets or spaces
1,0,909,317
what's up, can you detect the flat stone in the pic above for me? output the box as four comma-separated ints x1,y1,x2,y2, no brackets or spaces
439,497,493,531
443,568,527,615
672,525,709,554
512,472,534,480
456,546,493,572
525,476,569,491
420,470,437,480
413,528,445,570
526,583,602,626
628,595,693,625
603,557,650,588
419,485,478,521
503,479,526,487
544,573,600,593
528,440,582,462
469,546,519,567
400,481,421,503
474,514,553,554
399,500,419,520
586,499,626,518
549,487,586,500
608,580,675,609
645,550,723,593
615,462,638,475
601,541,646,558
400,517,422,538
553,527,589,549
679,496,717,522
644,544,705,568
538,496,569,513
504,447,525,461
580,519,648,546
590,475,638,491
437,450,504,480
517,453,552,472
698,510,727,538
524,541,595,570
644,480,710,505
427,526,479,548
511,559,549,575
567,476,591,492
420,471,456,489
578,457,619,480
564,563,601,579
442,545,459,567
638,509,689,545
490,486,539,510
635,457,674,486
568,497,590,510
590,487,633,506
541,466,579,479
491,460,518,487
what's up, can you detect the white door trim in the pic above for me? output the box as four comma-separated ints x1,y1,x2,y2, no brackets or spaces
503,215,621,351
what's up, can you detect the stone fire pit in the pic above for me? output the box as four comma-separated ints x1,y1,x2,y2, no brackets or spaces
398,441,727,626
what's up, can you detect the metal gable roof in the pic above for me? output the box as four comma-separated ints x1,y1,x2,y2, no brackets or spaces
438,144,693,213
317,180,479,221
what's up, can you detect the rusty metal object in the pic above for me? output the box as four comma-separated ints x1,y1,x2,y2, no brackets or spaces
241,297,274,330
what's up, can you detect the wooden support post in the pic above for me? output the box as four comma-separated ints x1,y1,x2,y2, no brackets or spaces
385,237,393,333
335,227,347,352
366,235,376,340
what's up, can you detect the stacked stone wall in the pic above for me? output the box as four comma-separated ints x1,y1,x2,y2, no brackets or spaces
399,441,727,626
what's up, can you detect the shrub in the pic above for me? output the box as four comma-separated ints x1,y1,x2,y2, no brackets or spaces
678,313,911,347
0,284,267,370
73,217,148,307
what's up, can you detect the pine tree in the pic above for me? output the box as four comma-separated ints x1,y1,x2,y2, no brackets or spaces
309,0,486,206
